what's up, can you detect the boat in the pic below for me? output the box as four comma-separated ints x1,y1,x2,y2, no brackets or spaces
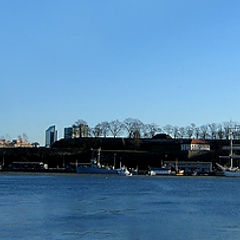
216,163,240,177
76,149,132,176
150,160,184,176
176,169,184,176
76,161,132,176
223,168,240,177
217,124,240,177
149,167,172,176
128,167,138,175
191,171,198,176
116,166,132,176
174,159,184,176
76,160,119,174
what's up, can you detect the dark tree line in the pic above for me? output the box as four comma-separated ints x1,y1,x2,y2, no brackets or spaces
74,118,240,140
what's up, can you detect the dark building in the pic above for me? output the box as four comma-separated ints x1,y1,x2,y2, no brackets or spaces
45,125,57,147
64,127,73,139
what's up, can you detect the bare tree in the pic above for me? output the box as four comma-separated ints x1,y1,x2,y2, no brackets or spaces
217,124,224,139
133,130,141,139
141,124,149,138
75,119,87,125
123,118,134,137
179,127,186,138
200,125,209,139
123,118,144,138
173,126,179,138
143,123,160,138
91,123,102,137
99,121,110,137
208,123,217,139
108,120,124,138
185,123,196,138
223,121,231,139
194,127,200,139
163,124,173,137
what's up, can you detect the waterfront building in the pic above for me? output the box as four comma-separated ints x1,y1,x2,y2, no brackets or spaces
181,139,210,151
0,139,8,148
0,139,33,148
45,125,57,147
13,139,33,148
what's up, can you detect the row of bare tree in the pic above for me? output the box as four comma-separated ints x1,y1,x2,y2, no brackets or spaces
73,119,240,140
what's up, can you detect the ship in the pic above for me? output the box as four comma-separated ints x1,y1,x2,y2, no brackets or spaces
217,123,240,177
76,160,119,174
76,148,132,176
76,160,132,176
216,163,240,177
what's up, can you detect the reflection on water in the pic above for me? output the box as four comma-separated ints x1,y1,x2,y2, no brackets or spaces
0,174,240,240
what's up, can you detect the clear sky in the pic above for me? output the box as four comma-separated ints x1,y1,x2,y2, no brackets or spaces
1,0,240,145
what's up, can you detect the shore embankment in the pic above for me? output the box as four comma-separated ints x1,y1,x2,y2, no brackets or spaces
0,137,238,174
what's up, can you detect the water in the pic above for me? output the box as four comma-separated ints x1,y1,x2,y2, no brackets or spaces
0,174,240,240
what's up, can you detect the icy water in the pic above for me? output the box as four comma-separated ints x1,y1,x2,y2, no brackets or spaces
0,174,240,240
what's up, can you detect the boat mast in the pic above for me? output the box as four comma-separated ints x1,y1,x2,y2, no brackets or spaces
175,158,178,172
113,153,116,169
97,148,101,165
2,151,5,168
229,122,233,169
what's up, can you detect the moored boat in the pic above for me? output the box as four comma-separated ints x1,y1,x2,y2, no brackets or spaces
76,161,132,176
149,167,172,176
216,163,240,177
76,160,118,174
218,123,240,177
176,169,184,176
223,168,240,177
116,166,132,176
76,148,132,176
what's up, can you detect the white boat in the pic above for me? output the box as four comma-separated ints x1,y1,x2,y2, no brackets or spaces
176,169,184,176
174,159,184,176
218,124,240,177
76,159,118,174
115,161,132,176
116,167,132,176
76,149,132,176
216,163,240,177
149,167,172,176
223,168,240,177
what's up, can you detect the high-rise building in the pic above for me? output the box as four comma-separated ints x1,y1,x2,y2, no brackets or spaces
72,124,89,138
64,124,89,139
45,125,57,147
64,127,73,139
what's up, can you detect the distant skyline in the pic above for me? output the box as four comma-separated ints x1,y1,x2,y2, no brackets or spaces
1,0,240,145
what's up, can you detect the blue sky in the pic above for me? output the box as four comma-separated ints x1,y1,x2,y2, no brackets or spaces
1,0,240,145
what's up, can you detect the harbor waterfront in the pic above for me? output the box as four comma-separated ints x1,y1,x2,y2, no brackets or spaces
1,136,240,176
0,173,240,240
